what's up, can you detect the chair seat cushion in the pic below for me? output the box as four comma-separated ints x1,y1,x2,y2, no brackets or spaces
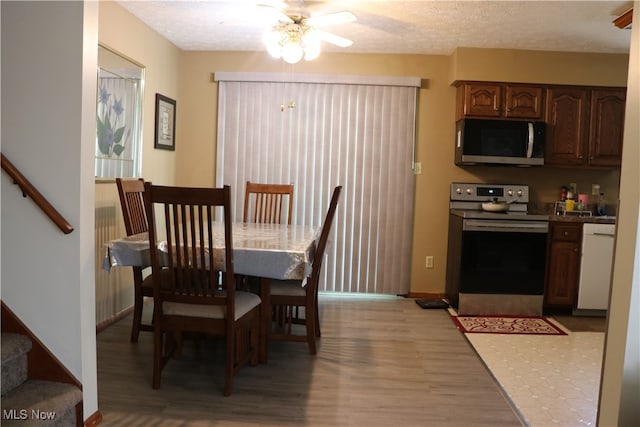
163,291,261,320
270,280,306,297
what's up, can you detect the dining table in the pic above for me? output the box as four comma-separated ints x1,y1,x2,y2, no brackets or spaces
103,222,320,363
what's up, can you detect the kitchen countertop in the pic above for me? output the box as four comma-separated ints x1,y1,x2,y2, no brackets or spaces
548,215,616,224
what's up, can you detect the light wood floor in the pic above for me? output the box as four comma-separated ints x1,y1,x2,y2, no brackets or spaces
96,294,525,426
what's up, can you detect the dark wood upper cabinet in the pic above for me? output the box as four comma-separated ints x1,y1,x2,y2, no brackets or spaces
456,82,544,120
504,85,545,119
544,87,590,166
545,86,626,168
588,89,626,167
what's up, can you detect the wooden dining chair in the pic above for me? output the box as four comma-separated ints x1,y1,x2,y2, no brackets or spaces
116,177,153,342
143,183,261,396
241,181,295,292
243,181,294,224
267,185,342,354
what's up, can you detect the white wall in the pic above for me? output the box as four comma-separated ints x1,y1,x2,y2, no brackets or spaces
598,2,640,426
0,0,98,419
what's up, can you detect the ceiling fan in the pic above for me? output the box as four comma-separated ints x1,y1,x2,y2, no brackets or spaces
257,1,357,63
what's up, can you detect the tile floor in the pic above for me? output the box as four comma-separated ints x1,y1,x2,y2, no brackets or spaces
463,317,604,427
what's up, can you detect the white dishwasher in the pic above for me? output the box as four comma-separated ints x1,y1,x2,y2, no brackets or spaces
576,223,616,312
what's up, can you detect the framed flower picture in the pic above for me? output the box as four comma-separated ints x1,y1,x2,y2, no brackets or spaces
154,94,176,150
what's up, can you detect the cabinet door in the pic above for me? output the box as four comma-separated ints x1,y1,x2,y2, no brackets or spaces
505,86,544,119
588,89,626,167
544,87,590,166
545,240,581,307
461,84,502,117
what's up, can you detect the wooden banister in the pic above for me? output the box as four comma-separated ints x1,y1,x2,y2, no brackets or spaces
1,153,74,234
613,8,633,29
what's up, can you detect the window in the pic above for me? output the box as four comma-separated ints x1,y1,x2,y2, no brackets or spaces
95,45,144,179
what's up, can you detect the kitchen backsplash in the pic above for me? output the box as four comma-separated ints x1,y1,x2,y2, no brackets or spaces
529,201,617,217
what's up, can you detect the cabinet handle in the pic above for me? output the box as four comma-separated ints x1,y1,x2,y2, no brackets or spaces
574,247,579,253
564,231,569,236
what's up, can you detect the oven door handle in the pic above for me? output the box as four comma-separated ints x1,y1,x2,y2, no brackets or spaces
463,220,549,233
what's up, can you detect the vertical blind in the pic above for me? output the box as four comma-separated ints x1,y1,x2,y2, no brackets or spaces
215,73,418,295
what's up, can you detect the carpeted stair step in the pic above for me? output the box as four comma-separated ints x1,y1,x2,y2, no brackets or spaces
1,379,82,427
1,333,32,396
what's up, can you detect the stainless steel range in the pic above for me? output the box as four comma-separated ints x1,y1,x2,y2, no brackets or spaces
445,183,549,316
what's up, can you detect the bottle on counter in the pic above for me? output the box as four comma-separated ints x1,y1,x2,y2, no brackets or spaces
597,193,606,216
560,186,568,201
565,200,575,211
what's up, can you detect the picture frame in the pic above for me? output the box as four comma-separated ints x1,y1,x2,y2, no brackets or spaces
154,93,176,150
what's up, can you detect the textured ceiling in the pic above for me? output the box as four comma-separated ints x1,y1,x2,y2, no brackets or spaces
117,0,633,55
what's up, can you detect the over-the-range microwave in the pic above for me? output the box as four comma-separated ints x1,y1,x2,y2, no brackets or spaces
455,118,546,166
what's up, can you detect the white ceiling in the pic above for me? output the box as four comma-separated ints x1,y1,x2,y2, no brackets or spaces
117,0,633,56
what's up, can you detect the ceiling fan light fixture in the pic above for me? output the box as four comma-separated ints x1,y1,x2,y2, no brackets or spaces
262,10,355,64
264,30,283,59
302,29,321,60
303,44,321,61
282,40,304,63
264,20,325,64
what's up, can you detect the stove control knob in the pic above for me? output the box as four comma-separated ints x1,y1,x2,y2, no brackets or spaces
466,188,473,195
517,190,523,197
455,187,462,194
507,190,514,196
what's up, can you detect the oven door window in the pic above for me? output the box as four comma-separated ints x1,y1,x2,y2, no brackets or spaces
459,231,547,294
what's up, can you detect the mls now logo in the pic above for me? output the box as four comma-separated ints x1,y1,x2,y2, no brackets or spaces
3,409,56,421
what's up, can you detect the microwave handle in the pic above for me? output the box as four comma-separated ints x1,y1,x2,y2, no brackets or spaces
526,122,534,158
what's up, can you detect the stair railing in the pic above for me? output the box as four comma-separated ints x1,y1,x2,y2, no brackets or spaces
1,153,74,234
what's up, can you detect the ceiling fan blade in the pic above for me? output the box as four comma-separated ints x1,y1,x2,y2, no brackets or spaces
256,3,294,24
305,11,356,28
317,30,353,48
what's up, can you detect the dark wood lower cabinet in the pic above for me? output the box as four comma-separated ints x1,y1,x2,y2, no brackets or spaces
544,222,582,308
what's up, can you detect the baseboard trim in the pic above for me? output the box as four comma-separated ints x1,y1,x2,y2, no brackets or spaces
406,292,445,299
96,305,134,334
84,410,103,426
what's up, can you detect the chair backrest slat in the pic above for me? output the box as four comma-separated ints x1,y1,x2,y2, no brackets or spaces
116,178,148,236
243,181,294,224
144,183,234,315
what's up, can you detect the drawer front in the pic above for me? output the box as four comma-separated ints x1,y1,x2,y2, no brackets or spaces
551,224,581,241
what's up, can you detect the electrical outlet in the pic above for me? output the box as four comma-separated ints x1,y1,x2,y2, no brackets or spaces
592,184,600,195
414,162,422,175
425,256,434,269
